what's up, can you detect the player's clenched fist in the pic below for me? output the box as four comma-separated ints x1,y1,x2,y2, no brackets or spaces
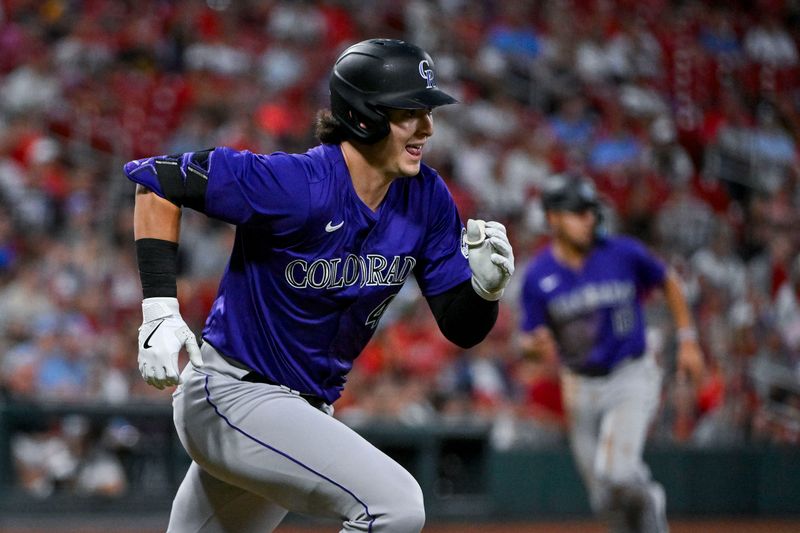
466,218,515,301
138,297,203,389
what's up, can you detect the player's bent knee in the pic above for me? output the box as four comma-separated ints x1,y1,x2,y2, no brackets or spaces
350,497,425,533
590,476,642,514
380,503,425,533
596,479,648,516
375,475,426,532
588,485,613,515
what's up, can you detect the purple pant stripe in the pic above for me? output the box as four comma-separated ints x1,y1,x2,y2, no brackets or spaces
202,375,376,532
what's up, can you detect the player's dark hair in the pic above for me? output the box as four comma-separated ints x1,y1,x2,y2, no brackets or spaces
315,109,350,144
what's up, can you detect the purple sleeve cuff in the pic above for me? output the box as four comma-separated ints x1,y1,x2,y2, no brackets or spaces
123,157,165,197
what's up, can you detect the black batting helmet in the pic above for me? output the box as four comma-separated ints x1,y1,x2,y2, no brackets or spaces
541,173,601,212
329,39,457,144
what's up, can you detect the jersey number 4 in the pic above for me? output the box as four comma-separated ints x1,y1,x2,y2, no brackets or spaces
365,295,397,329
612,305,635,337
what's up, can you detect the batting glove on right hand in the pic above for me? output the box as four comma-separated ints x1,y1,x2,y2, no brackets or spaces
138,297,203,390
466,219,515,301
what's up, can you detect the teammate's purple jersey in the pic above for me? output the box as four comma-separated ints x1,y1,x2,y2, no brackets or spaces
125,144,471,403
520,236,667,374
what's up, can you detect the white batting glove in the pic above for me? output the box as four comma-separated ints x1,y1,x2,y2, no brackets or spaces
138,297,203,390
466,219,515,301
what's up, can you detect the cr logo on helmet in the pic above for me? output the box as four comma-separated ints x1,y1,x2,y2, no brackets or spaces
418,60,435,88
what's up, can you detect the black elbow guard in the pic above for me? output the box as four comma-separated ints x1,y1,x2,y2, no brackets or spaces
154,149,212,212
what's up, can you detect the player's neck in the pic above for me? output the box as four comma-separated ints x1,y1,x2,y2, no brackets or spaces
340,142,394,211
552,239,590,270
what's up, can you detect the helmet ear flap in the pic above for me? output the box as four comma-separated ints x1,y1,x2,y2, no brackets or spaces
593,203,606,238
330,83,390,144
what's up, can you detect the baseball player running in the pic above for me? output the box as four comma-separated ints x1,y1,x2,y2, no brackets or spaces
126,39,514,533
518,174,703,533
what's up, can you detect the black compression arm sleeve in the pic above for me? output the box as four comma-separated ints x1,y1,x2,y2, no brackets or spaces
136,238,178,298
427,279,499,348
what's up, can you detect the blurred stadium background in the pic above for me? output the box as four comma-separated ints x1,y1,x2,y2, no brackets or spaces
1,0,799,531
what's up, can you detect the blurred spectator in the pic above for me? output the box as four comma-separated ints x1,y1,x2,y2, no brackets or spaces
437,337,514,418
774,255,800,353
34,315,90,400
655,183,717,256
691,221,748,299
588,104,644,173
12,415,130,498
1,43,62,114
697,6,742,61
744,13,799,68
547,91,596,151
501,126,554,193
645,115,695,187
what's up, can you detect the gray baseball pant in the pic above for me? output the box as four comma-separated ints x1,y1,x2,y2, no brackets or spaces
561,351,667,533
167,343,425,533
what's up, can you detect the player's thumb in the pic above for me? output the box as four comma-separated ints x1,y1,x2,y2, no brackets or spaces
186,336,203,368
177,326,204,368
466,219,486,247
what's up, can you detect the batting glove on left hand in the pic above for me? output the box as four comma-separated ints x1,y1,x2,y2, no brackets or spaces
138,297,203,390
466,219,515,301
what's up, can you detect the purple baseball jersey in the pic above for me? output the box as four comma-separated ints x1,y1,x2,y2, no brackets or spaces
520,236,667,374
125,144,471,403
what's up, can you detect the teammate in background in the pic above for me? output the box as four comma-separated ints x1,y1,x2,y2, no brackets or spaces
518,174,703,533
125,39,514,533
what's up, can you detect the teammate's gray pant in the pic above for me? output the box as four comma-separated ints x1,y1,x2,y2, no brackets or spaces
167,343,425,533
561,352,668,533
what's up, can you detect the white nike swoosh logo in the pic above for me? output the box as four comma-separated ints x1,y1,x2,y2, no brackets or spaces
540,274,560,292
325,220,344,232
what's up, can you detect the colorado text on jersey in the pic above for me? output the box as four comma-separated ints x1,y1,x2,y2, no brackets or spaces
284,254,416,289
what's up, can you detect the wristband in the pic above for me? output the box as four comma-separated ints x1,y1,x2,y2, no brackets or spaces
136,238,178,298
677,327,698,343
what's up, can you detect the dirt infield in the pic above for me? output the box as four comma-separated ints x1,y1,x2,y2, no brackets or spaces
5,518,800,533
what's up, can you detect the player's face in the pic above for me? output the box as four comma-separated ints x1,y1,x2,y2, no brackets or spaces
551,209,596,252
380,108,434,177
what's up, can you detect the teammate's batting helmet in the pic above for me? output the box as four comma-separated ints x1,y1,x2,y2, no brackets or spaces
542,173,609,236
542,173,601,212
329,39,457,144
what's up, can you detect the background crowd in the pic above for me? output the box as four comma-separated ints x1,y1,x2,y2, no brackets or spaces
1,0,800,498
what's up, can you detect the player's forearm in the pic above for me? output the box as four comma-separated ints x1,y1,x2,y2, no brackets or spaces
663,270,696,337
134,184,181,241
518,326,558,363
518,334,539,359
134,185,182,298
427,279,499,348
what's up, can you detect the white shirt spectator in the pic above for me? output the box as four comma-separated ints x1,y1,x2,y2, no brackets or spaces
1,64,62,114
774,256,800,350
691,228,748,299
184,42,251,76
745,20,799,67
451,133,498,208
259,46,306,94
267,1,326,43
655,187,716,256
